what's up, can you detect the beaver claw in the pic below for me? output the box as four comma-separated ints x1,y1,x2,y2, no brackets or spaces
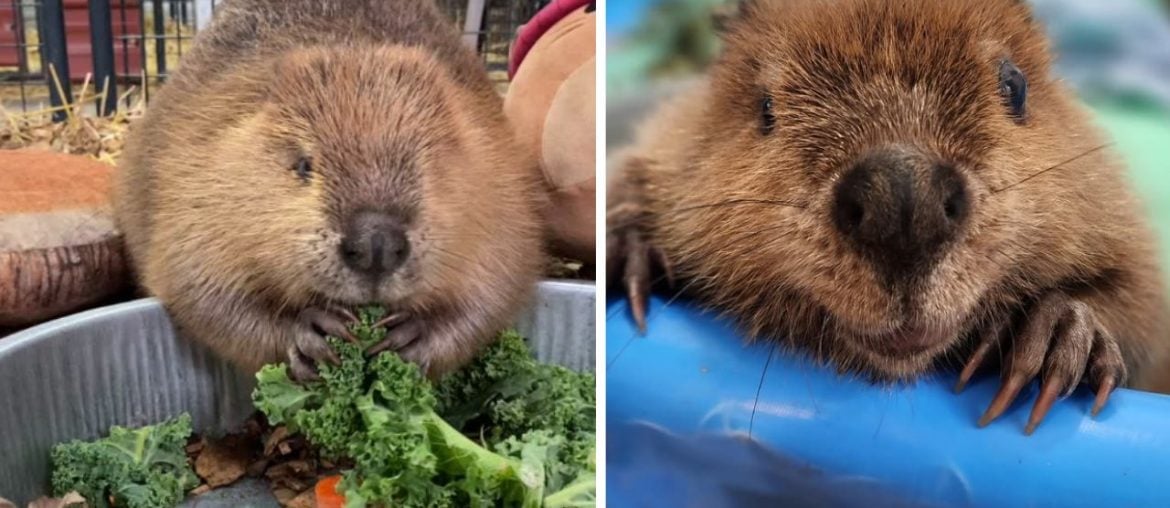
287,306,359,383
955,292,1126,434
610,228,672,334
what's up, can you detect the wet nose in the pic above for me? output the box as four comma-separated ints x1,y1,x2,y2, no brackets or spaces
340,211,410,279
831,149,969,277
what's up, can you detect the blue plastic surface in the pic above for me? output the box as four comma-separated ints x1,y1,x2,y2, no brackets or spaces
607,296,1170,508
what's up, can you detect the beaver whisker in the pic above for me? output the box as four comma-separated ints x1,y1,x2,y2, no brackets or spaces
666,198,808,213
991,142,1114,194
658,276,706,314
431,246,478,266
609,198,806,231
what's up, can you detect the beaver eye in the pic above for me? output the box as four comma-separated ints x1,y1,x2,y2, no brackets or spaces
760,95,776,135
999,60,1027,122
293,156,313,182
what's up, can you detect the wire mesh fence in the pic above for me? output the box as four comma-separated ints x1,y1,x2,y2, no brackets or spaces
0,0,548,119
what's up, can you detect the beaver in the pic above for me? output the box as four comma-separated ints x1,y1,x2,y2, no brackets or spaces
114,0,544,381
609,0,1170,434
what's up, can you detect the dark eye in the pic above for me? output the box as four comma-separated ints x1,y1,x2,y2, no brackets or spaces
999,60,1027,122
293,156,313,182
760,95,776,135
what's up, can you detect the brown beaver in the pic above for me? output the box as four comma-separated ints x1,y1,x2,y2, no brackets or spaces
114,0,544,381
609,0,1170,434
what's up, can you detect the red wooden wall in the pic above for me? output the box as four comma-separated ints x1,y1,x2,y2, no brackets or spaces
0,1,143,81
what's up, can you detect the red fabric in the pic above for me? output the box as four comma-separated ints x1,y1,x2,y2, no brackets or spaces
508,0,592,79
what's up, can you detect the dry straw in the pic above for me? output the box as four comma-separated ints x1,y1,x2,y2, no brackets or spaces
1,68,145,166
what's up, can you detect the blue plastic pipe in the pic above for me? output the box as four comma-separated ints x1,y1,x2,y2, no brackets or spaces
606,296,1170,508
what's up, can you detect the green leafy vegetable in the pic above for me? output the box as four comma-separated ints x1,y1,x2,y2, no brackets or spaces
252,307,596,507
541,472,597,508
49,414,199,508
435,330,596,496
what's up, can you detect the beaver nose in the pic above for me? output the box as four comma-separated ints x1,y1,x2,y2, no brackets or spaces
831,150,969,278
340,211,410,279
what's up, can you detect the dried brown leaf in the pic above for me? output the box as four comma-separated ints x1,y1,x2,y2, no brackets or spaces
194,439,251,488
27,492,86,508
286,489,316,508
185,440,205,455
263,427,290,457
272,488,299,506
247,458,270,478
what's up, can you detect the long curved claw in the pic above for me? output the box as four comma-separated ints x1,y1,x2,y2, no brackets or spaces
955,339,994,394
1088,327,1126,418
299,307,357,344
371,312,409,331
1091,376,1116,417
1024,378,1067,435
978,372,1028,428
287,346,321,383
623,233,652,334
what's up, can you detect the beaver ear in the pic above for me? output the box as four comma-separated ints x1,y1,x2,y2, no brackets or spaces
271,48,335,91
1003,0,1036,23
713,0,760,33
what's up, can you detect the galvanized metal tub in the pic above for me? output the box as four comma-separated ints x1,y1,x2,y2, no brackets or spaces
0,280,595,505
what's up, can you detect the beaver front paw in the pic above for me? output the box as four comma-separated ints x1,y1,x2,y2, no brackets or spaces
286,306,358,383
365,313,433,374
608,220,672,334
955,291,1127,434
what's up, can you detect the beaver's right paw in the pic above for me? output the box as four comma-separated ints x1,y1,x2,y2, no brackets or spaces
286,306,358,383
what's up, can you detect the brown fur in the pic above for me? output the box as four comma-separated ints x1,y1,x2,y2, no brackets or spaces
610,0,1170,392
115,0,544,376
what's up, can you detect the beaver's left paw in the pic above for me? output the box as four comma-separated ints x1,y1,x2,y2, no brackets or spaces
955,291,1127,434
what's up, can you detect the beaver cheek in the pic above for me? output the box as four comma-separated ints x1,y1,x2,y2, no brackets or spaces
303,240,367,303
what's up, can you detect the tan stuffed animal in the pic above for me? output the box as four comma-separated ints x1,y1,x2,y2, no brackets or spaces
504,0,596,263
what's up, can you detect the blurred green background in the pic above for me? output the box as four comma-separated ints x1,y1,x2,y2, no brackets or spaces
607,0,1170,284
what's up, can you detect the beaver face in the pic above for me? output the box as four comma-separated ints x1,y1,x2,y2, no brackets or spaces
211,46,490,310
669,0,1056,378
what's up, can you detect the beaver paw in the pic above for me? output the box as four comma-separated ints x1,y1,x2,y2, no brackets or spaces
609,226,673,334
364,313,432,374
955,291,1127,435
287,306,359,383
